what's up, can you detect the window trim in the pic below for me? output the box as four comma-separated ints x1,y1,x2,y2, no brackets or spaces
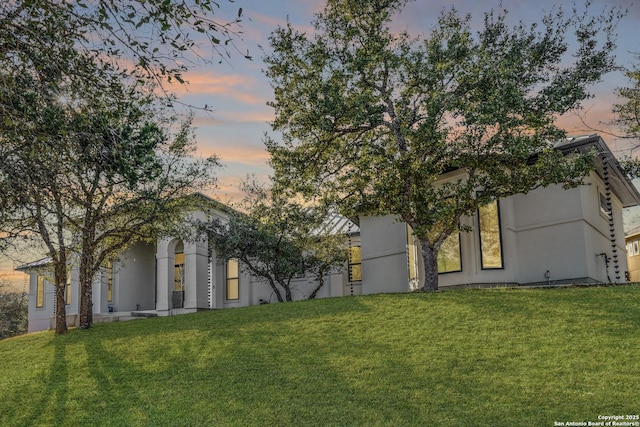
107,261,114,303
348,245,362,283
65,276,71,306
599,191,611,219
478,199,504,270
406,226,418,282
226,258,239,301
36,275,45,308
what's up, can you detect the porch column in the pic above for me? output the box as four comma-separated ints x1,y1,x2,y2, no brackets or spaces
183,237,209,310
156,238,173,315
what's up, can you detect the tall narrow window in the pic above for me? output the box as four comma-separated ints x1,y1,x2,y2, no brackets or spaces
226,258,239,300
348,246,362,282
65,275,71,306
406,226,418,282
479,200,503,269
107,261,113,303
36,275,45,308
174,246,185,292
437,233,462,273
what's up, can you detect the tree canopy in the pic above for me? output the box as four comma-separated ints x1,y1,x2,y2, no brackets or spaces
203,180,347,303
265,0,622,290
0,0,234,332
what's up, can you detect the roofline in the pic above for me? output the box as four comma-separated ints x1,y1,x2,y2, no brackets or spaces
15,257,53,272
556,135,640,208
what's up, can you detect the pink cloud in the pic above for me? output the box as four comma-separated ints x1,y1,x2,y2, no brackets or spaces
170,71,266,105
198,144,270,165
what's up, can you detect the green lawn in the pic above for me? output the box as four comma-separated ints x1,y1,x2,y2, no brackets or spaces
1,285,639,426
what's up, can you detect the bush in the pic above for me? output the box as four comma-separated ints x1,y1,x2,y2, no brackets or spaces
0,287,28,339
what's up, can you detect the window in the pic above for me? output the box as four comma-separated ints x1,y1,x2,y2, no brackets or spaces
65,276,71,306
348,246,362,282
478,200,504,269
226,258,239,300
107,261,113,303
406,226,418,282
635,241,639,256
36,275,45,308
599,192,610,218
174,249,185,292
437,233,462,273
629,243,634,257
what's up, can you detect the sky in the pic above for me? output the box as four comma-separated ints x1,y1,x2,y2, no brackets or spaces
2,0,640,291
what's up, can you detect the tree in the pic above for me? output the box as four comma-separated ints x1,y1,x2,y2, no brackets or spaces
203,180,347,302
613,56,640,141
0,280,28,340
1,0,248,93
0,0,246,332
264,0,622,291
0,19,218,333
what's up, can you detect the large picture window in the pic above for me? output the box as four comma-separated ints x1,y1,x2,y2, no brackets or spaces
437,233,462,273
36,275,45,308
226,258,239,300
348,246,362,282
479,200,503,269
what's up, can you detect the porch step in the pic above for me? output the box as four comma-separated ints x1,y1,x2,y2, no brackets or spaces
130,311,158,318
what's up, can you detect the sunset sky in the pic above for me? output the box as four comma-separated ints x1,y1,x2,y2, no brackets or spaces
2,0,640,290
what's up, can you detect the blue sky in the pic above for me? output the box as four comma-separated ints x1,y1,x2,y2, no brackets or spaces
2,0,639,289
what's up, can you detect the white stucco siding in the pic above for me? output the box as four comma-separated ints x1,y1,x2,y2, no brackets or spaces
27,275,55,333
360,215,410,295
582,183,627,283
116,241,156,311
515,220,589,284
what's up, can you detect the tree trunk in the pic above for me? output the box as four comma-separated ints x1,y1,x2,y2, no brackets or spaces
78,264,93,329
420,240,439,292
54,262,68,335
283,280,293,301
308,270,325,300
267,278,285,302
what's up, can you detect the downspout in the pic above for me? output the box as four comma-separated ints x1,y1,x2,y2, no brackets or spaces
601,154,620,282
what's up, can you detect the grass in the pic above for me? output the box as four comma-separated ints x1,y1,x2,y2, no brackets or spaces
1,285,639,426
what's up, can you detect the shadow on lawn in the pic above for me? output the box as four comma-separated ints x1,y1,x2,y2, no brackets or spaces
19,337,69,427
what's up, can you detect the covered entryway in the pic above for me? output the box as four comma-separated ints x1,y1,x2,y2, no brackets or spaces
156,236,211,316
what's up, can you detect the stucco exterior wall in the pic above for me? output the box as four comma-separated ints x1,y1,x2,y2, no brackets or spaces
360,215,410,295
27,275,54,333
115,241,156,312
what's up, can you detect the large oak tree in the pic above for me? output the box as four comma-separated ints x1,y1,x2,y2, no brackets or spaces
265,0,622,290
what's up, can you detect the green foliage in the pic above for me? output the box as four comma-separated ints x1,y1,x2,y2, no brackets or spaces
265,0,622,290
0,0,247,89
0,2,222,331
613,57,640,140
203,179,347,302
0,285,639,425
0,282,28,340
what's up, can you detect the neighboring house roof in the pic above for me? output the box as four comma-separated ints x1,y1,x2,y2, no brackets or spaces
313,211,360,236
626,224,640,239
15,257,53,272
554,134,640,208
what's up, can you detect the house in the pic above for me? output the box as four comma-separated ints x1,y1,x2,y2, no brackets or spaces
16,207,362,333
17,135,640,332
361,135,640,293
625,224,640,281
